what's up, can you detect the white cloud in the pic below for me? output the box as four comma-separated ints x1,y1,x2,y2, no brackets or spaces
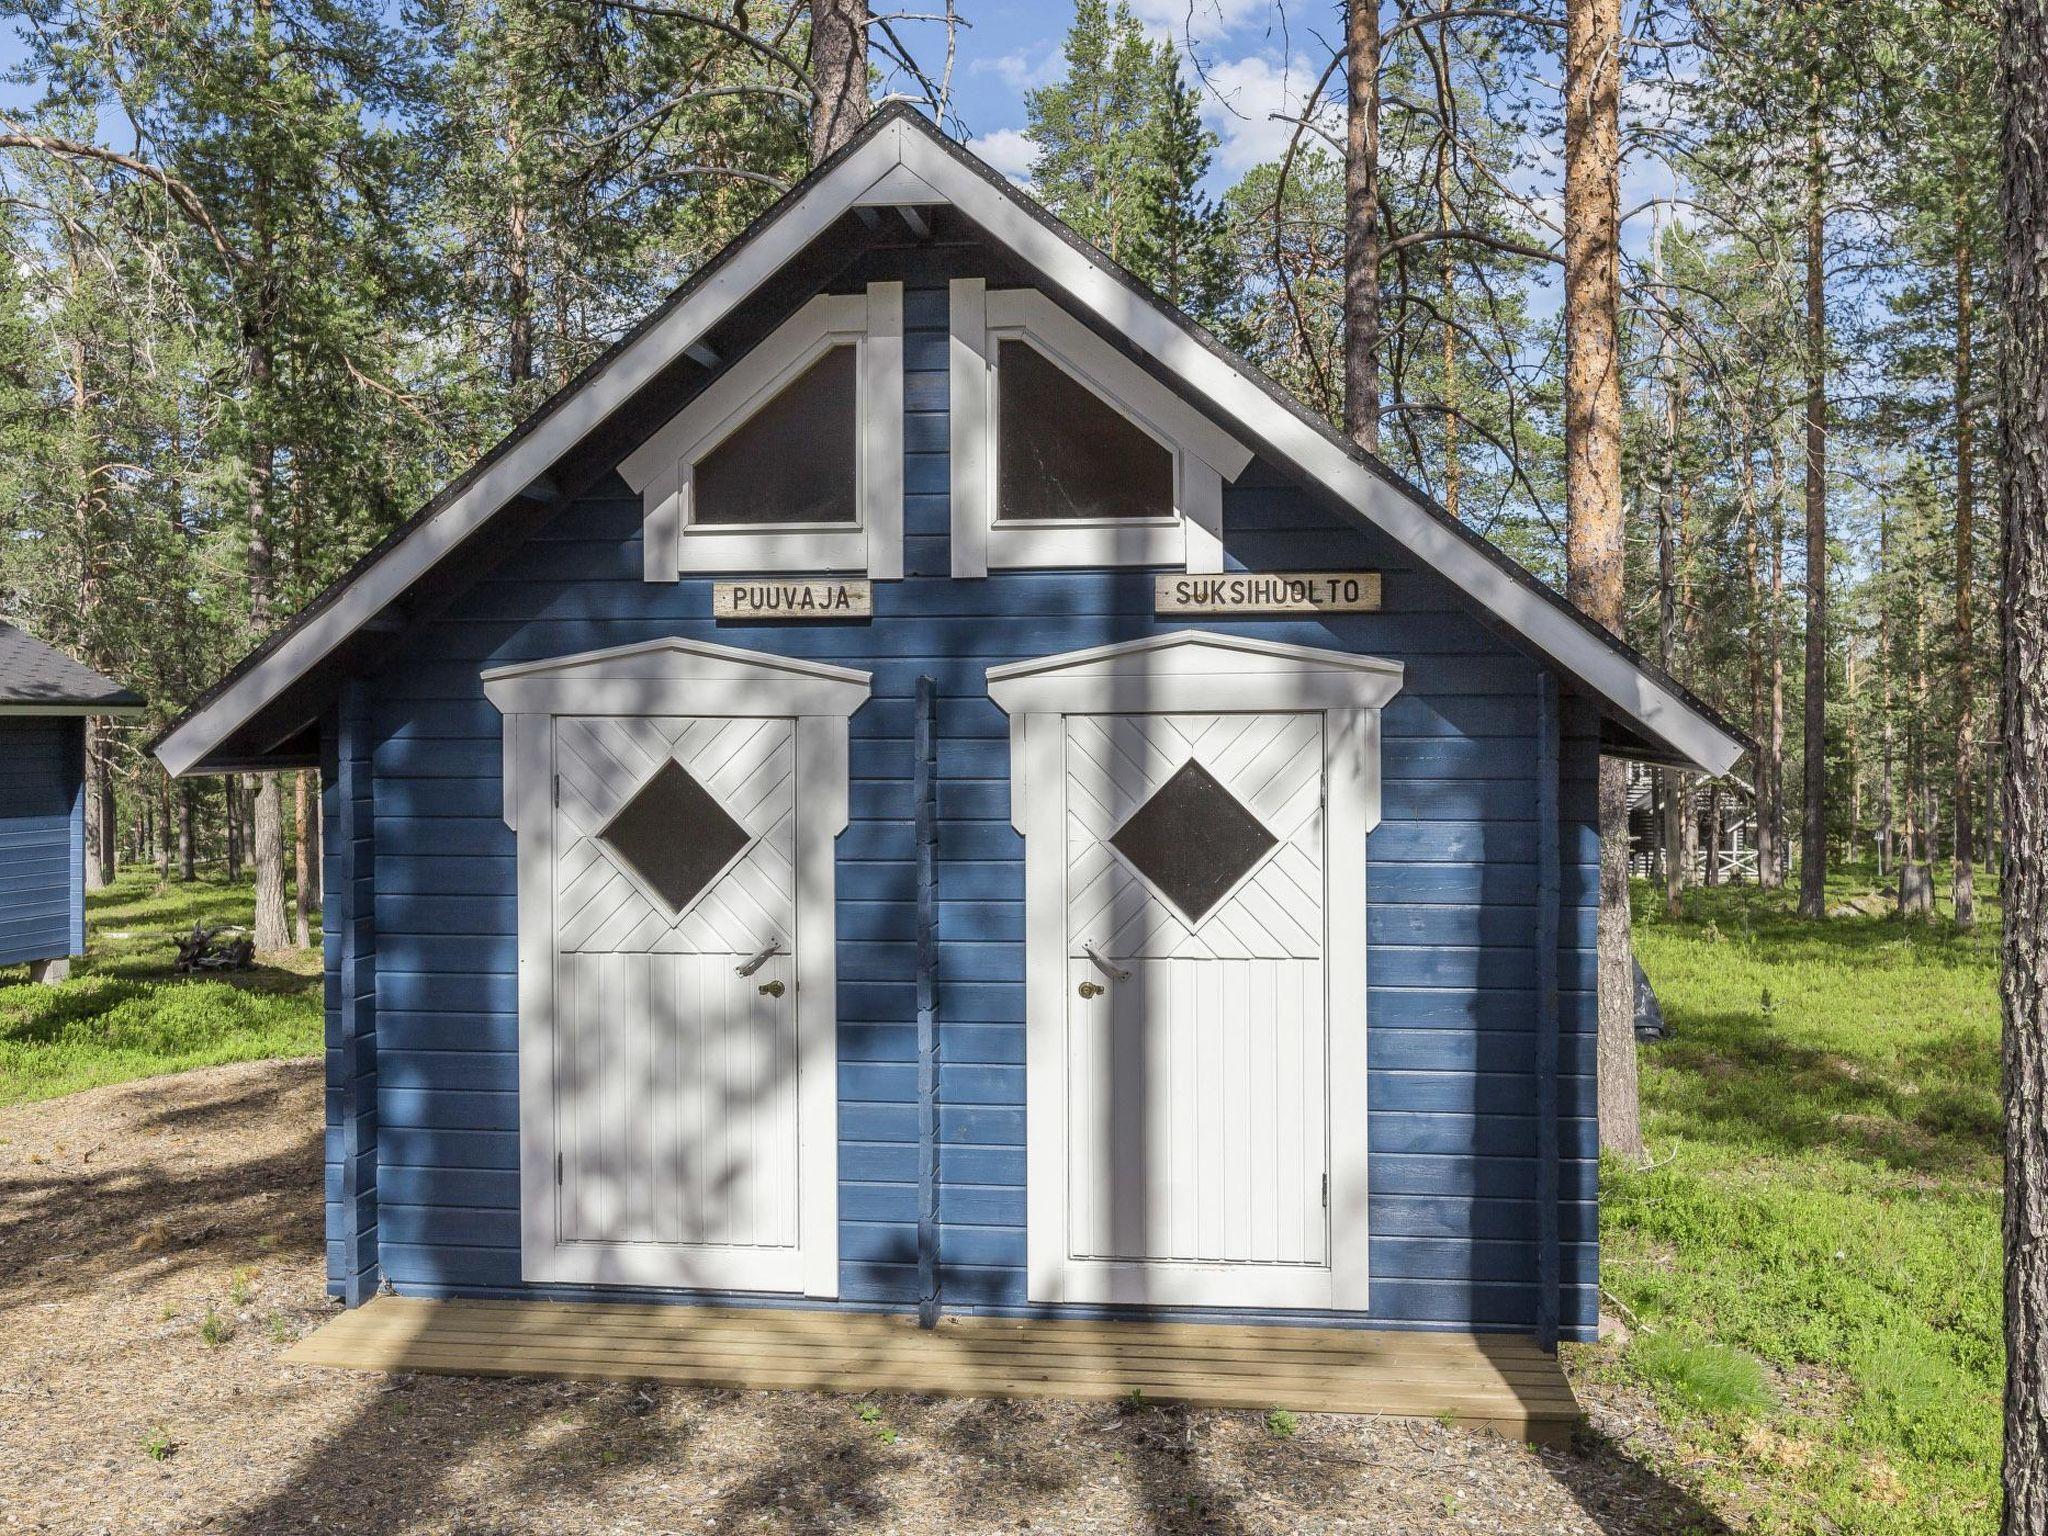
968,127,1041,185
1196,53,1341,173
972,49,1064,93
1125,0,1273,49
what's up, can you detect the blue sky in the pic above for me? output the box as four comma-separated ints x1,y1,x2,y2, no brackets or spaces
898,0,1346,198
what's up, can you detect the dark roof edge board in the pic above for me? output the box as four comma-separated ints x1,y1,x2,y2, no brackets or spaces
154,104,1748,779
0,622,145,713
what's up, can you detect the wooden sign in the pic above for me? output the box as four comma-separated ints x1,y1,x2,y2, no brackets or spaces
1155,571,1382,616
713,580,872,620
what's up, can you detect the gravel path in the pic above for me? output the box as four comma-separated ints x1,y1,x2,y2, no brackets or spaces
0,1060,1728,1535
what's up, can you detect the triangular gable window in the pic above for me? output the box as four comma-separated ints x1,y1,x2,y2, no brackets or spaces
996,340,1174,523
695,346,859,526
950,282,1253,576
619,285,904,579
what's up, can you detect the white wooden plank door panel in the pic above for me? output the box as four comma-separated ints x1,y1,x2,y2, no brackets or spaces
1061,710,1333,1309
545,713,804,1293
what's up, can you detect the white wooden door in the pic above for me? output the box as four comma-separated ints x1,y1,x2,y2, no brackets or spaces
544,713,804,1292
1061,711,1331,1308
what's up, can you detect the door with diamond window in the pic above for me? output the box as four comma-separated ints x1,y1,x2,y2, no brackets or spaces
545,712,803,1292
1062,710,1331,1308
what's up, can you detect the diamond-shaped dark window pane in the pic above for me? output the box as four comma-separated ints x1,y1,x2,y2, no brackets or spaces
598,759,752,914
1109,759,1278,924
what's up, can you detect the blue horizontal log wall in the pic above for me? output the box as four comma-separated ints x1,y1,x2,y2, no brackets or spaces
325,266,1602,1339
0,715,84,966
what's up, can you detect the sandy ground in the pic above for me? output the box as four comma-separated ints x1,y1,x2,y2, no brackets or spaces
0,1060,1728,1535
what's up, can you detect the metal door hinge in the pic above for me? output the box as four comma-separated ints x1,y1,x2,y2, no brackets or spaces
556,1152,563,1185
1321,1173,1328,1208
553,774,560,807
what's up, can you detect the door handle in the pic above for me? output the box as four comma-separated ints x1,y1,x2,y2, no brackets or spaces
736,939,786,977
1082,943,1130,982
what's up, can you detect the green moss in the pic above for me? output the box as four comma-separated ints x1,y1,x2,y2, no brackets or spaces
0,868,321,1104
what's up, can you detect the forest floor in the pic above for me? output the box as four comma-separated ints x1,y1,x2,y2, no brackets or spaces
0,869,321,1106
0,866,2002,1534
0,1058,1727,1535
1597,867,2002,1536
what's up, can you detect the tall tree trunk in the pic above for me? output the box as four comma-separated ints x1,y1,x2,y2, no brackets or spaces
1799,83,1830,918
1955,164,1979,929
807,0,868,163
1881,507,1897,878
244,13,290,953
156,771,170,880
1745,436,1769,884
83,719,113,889
1563,0,1639,1158
1656,222,1685,918
1757,455,1785,888
225,774,241,883
2000,0,2048,1512
294,770,313,948
1343,0,1382,453
1437,140,1460,516
178,782,195,882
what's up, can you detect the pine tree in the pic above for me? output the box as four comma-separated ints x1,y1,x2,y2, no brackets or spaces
1126,47,1229,319
1025,0,1159,264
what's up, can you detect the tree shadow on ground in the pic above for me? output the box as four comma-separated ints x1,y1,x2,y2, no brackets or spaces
0,1062,325,1315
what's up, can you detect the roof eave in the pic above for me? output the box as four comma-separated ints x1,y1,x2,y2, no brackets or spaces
154,103,1748,783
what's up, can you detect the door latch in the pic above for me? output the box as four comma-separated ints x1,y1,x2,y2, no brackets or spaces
736,939,787,977
1082,943,1130,982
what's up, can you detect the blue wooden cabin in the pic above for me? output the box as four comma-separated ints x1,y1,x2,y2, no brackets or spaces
157,110,1743,1350
0,622,142,981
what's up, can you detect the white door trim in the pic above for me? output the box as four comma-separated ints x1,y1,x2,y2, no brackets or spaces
988,631,1400,1312
485,637,871,1299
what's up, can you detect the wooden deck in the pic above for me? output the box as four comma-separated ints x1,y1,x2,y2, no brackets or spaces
287,1297,1581,1444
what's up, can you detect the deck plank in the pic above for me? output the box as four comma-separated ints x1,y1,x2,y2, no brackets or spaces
287,1297,1581,1444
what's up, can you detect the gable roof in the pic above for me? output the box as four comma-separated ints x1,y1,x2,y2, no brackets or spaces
0,622,144,714
155,105,1746,779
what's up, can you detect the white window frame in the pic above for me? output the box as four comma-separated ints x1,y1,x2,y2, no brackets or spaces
620,284,904,581
949,280,1253,577
483,636,872,1300
986,631,1402,1313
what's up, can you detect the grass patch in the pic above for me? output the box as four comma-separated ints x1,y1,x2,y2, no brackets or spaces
1598,864,2001,1535
0,867,321,1105
1629,1332,1774,1417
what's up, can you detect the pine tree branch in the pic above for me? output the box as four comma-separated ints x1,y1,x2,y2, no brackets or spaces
583,0,815,91
0,131,243,267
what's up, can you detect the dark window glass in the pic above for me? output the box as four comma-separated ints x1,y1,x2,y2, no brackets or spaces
997,339,1173,521
694,345,858,525
598,758,753,914
1108,758,1277,925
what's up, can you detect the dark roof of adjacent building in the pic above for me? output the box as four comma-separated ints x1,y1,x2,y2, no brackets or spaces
0,622,144,712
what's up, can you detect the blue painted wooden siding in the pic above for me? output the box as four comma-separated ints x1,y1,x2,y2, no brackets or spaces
0,715,85,967
322,682,381,1302
331,267,1602,1338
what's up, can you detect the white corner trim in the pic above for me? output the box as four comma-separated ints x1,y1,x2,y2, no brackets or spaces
619,284,902,581
949,284,1250,577
481,635,872,766
986,630,1404,718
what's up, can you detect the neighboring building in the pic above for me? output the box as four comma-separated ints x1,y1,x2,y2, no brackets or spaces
0,622,144,981
155,111,1744,1348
